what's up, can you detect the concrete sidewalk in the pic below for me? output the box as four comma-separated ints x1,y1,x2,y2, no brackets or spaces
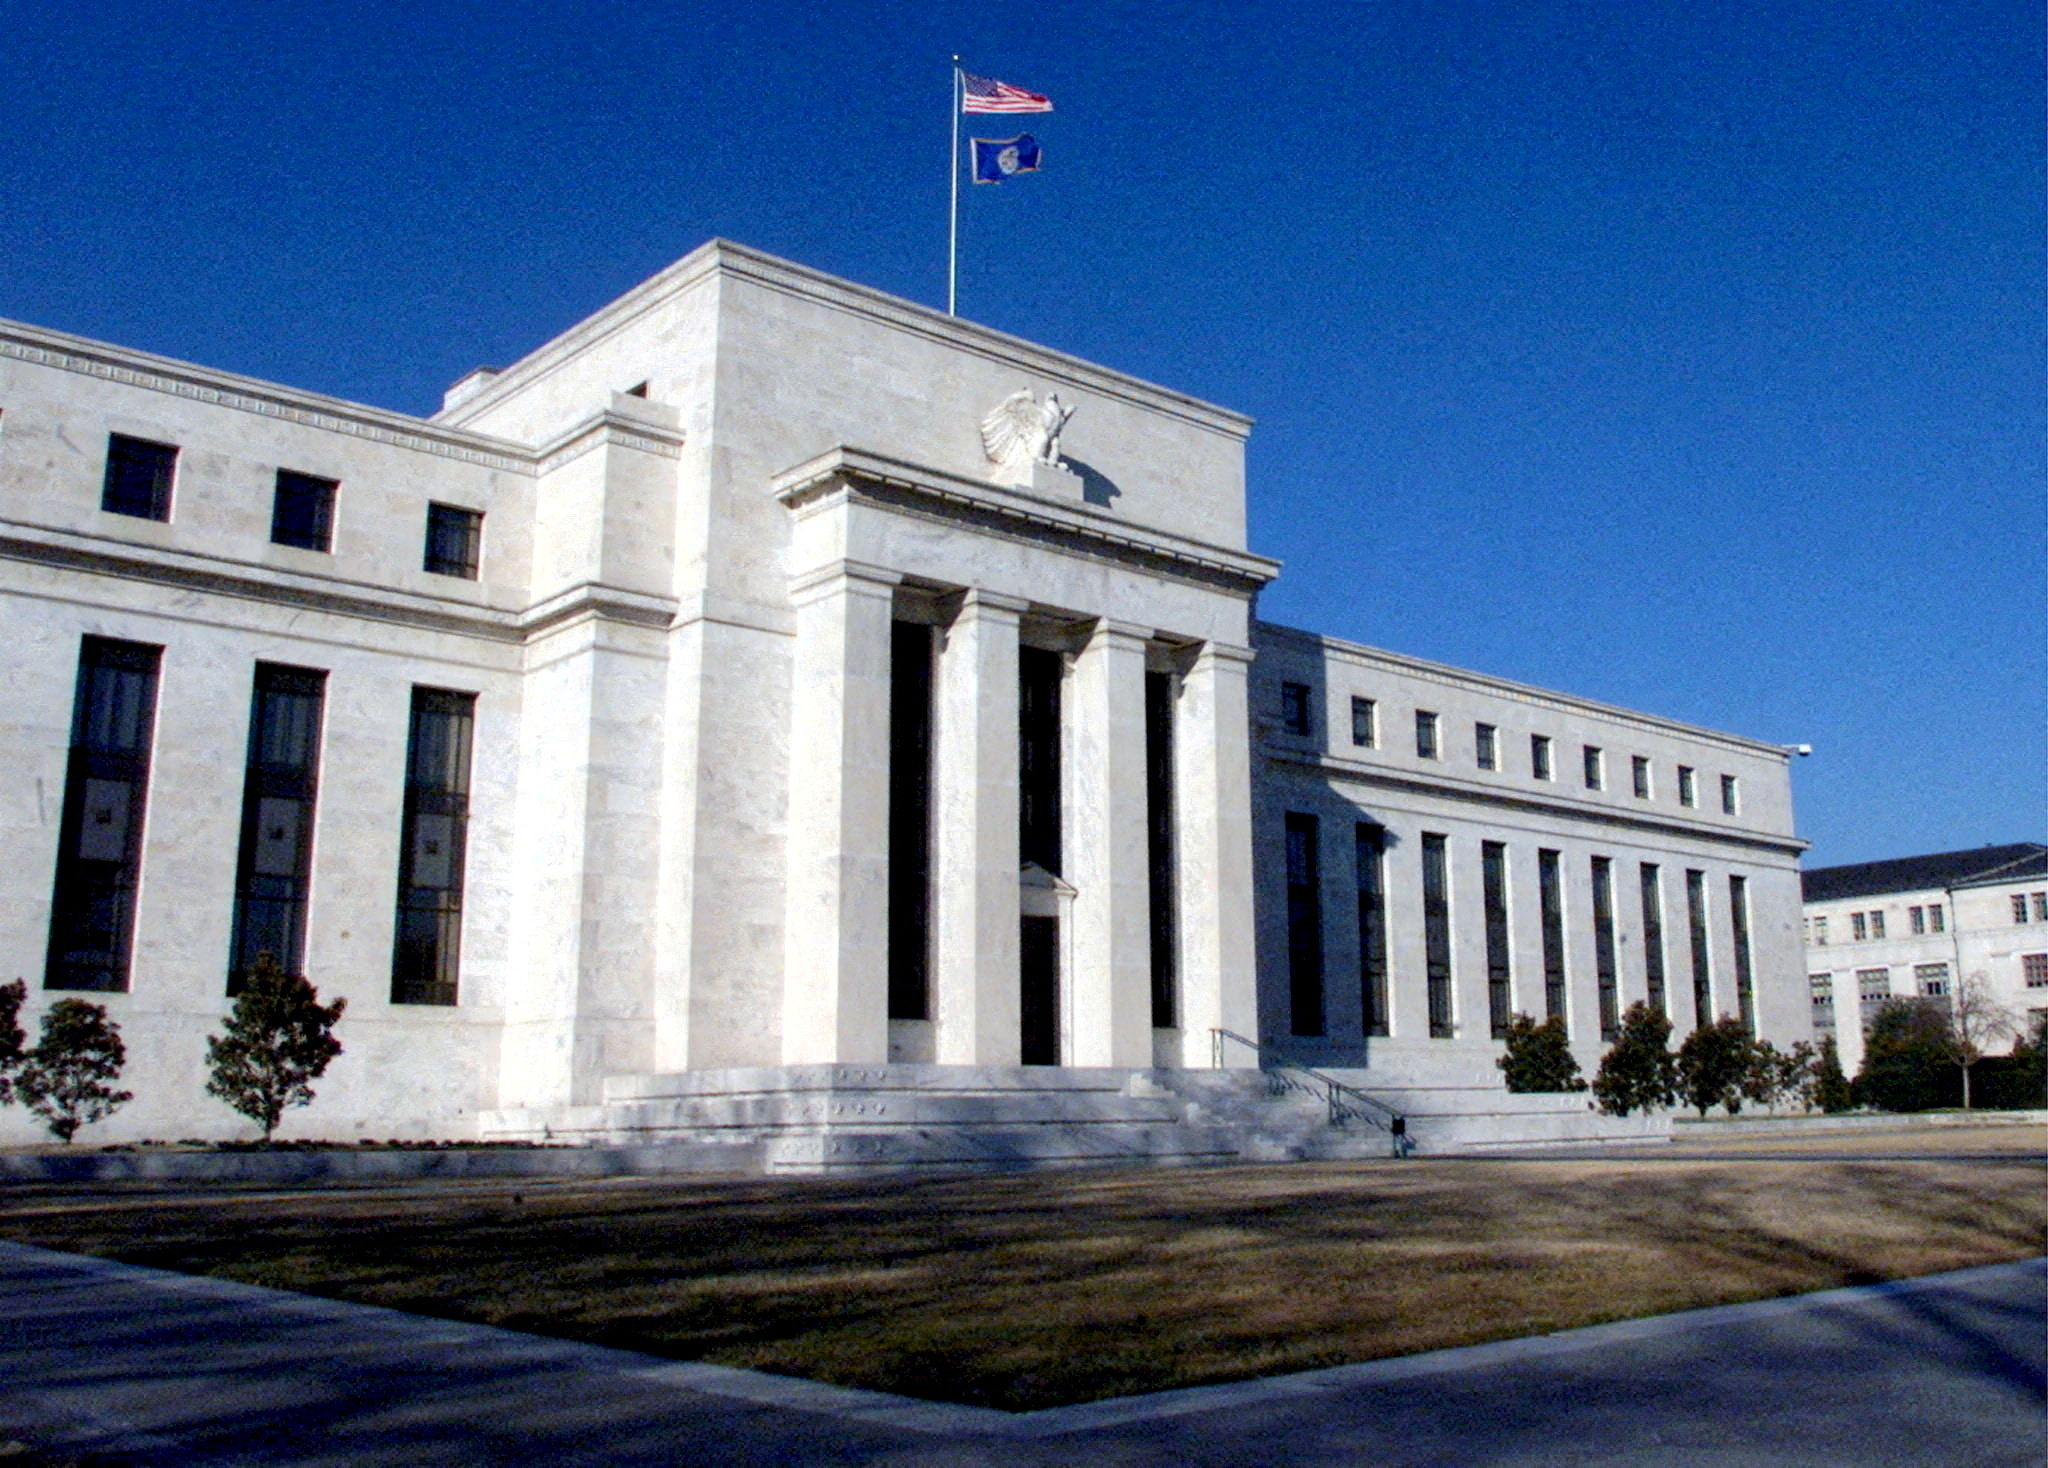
0,1241,2039,1466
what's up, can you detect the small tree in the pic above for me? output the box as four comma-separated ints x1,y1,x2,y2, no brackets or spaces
1935,973,2019,1111
1857,998,1954,1111
15,1000,131,1143
1498,1013,1586,1093
1591,1001,1678,1116
0,979,26,1105
1676,1016,1753,1117
1811,1034,1853,1113
205,954,346,1141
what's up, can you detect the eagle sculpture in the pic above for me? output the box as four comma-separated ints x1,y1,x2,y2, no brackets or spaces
979,388,1075,471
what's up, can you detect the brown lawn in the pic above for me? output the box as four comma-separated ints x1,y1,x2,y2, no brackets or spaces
1,1128,2041,1411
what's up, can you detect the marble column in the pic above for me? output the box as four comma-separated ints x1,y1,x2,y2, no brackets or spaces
932,590,1027,1064
781,561,899,1065
1173,641,1260,1067
1066,619,1154,1067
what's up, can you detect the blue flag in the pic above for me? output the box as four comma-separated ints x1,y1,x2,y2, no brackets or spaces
971,134,1042,184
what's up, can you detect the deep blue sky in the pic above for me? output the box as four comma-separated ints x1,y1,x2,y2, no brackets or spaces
5,1,2040,867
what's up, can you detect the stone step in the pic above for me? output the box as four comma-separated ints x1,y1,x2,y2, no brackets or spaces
602,1063,1145,1103
763,1123,1246,1173
591,1090,1186,1134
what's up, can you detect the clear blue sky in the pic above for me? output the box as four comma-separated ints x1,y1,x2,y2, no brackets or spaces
5,1,2040,867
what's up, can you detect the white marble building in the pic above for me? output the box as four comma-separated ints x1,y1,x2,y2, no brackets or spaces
0,241,1809,1147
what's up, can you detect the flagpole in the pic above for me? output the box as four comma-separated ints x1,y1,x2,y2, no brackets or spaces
948,57,961,315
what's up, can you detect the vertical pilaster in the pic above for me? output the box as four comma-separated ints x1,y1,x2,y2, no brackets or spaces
1067,620,1156,1067
933,590,1026,1063
1173,642,1259,1067
782,561,899,1064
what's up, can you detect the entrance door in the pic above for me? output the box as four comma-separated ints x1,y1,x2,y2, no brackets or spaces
1020,915,1059,1065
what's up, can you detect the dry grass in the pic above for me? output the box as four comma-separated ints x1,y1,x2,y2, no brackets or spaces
1,1131,2041,1410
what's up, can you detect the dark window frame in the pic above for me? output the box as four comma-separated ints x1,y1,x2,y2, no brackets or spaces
424,502,484,579
1686,868,1713,1026
1531,734,1553,781
1475,722,1498,771
227,663,327,992
1146,670,1179,1029
1729,874,1755,1033
1356,823,1389,1037
271,470,338,552
1350,696,1376,749
391,687,477,1005
1285,812,1324,1036
101,434,178,520
1280,680,1312,737
1415,710,1439,761
1592,856,1619,1040
1538,848,1567,1022
887,622,934,1021
1482,840,1512,1039
1640,863,1667,1017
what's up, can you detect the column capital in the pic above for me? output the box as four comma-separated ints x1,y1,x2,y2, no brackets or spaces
1087,617,1155,650
1192,639,1257,669
788,558,903,608
955,588,1031,620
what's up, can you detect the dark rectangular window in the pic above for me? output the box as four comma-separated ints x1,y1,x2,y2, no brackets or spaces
1350,696,1376,748
1531,734,1553,781
228,664,326,991
887,622,934,1021
1720,774,1740,815
270,470,338,552
101,434,177,520
1729,874,1755,1034
1146,670,1178,1029
1686,869,1712,1025
1356,823,1389,1037
1482,840,1511,1039
1285,813,1323,1036
391,688,476,1005
1810,973,1835,1032
1592,856,1618,1040
1539,848,1566,1022
1475,722,1497,770
1415,710,1439,760
45,637,162,991
1422,833,1452,1038
1632,755,1652,799
1640,863,1666,1016
1583,745,1604,790
1280,680,1312,736
1678,765,1697,807
1019,645,1063,874
424,503,483,579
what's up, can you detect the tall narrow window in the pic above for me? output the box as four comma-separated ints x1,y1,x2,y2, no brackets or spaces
1810,973,1835,1033
1686,869,1712,1026
1729,874,1755,1033
1415,710,1439,760
1280,680,1312,736
1632,755,1651,799
45,637,162,992
1592,857,1618,1040
1851,911,1868,942
1813,915,1828,945
1583,746,1604,790
1538,848,1566,1021
1285,813,1324,1036
1639,863,1666,1016
1482,840,1512,1038
1475,722,1498,770
1929,905,1944,933
271,471,338,552
1869,910,1885,939
101,434,177,520
1909,905,1925,935
1422,833,1452,1037
228,664,327,990
1018,646,1063,873
1677,765,1697,807
391,688,476,1005
887,622,934,1021
1531,734,1553,781
1146,670,1178,1029
1856,967,1892,1029
424,503,483,579
1356,823,1389,1037
1350,696,1376,748
1720,774,1740,815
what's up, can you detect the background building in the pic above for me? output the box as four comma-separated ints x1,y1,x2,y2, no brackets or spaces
0,241,1808,1148
1802,843,2048,1075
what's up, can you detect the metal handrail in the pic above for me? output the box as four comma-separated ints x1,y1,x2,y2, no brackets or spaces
1210,1028,1407,1142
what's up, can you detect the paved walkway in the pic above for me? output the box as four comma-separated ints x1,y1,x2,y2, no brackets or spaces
0,1242,2039,1466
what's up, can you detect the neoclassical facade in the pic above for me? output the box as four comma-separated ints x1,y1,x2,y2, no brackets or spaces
0,242,1808,1144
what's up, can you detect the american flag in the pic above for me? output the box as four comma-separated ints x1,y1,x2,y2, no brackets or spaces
961,71,1053,114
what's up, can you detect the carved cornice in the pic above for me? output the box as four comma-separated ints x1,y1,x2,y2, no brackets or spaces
535,410,688,476
773,446,1280,596
1263,745,1808,860
0,327,532,474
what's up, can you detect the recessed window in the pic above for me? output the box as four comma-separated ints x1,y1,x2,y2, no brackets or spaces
1475,722,1497,770
2024,953,2048,989
270,470,337,552
1677,765,1697,807
2015,895,2030,924
1531,734,1553,781
1415,710,1439,760
1350,696,1376,748
392,687,477,1005
1280,681,1312,736
102,434,178,520
2035,893,2048,922
1583,745,1604,790
1810,973,1835,1032
1909,905,1925,935
1720,773,1739,815
1632,755,1651,799
424,503,483,579
1929,905,1944,933
1915,963,1950,998
228,664,327,990
1869,910,1885,940
1813,916,1829,945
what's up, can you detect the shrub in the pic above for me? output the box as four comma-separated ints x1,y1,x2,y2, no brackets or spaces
1739,1038,1815,1115
1811,1035,1853,1113
0,979,25,1105
1591,1002,1677,1116
15,999,132,1143
1675,1016,1752,1117
205,954,346,1142
1855,998,1956,1112
1498,1013,1586,1094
